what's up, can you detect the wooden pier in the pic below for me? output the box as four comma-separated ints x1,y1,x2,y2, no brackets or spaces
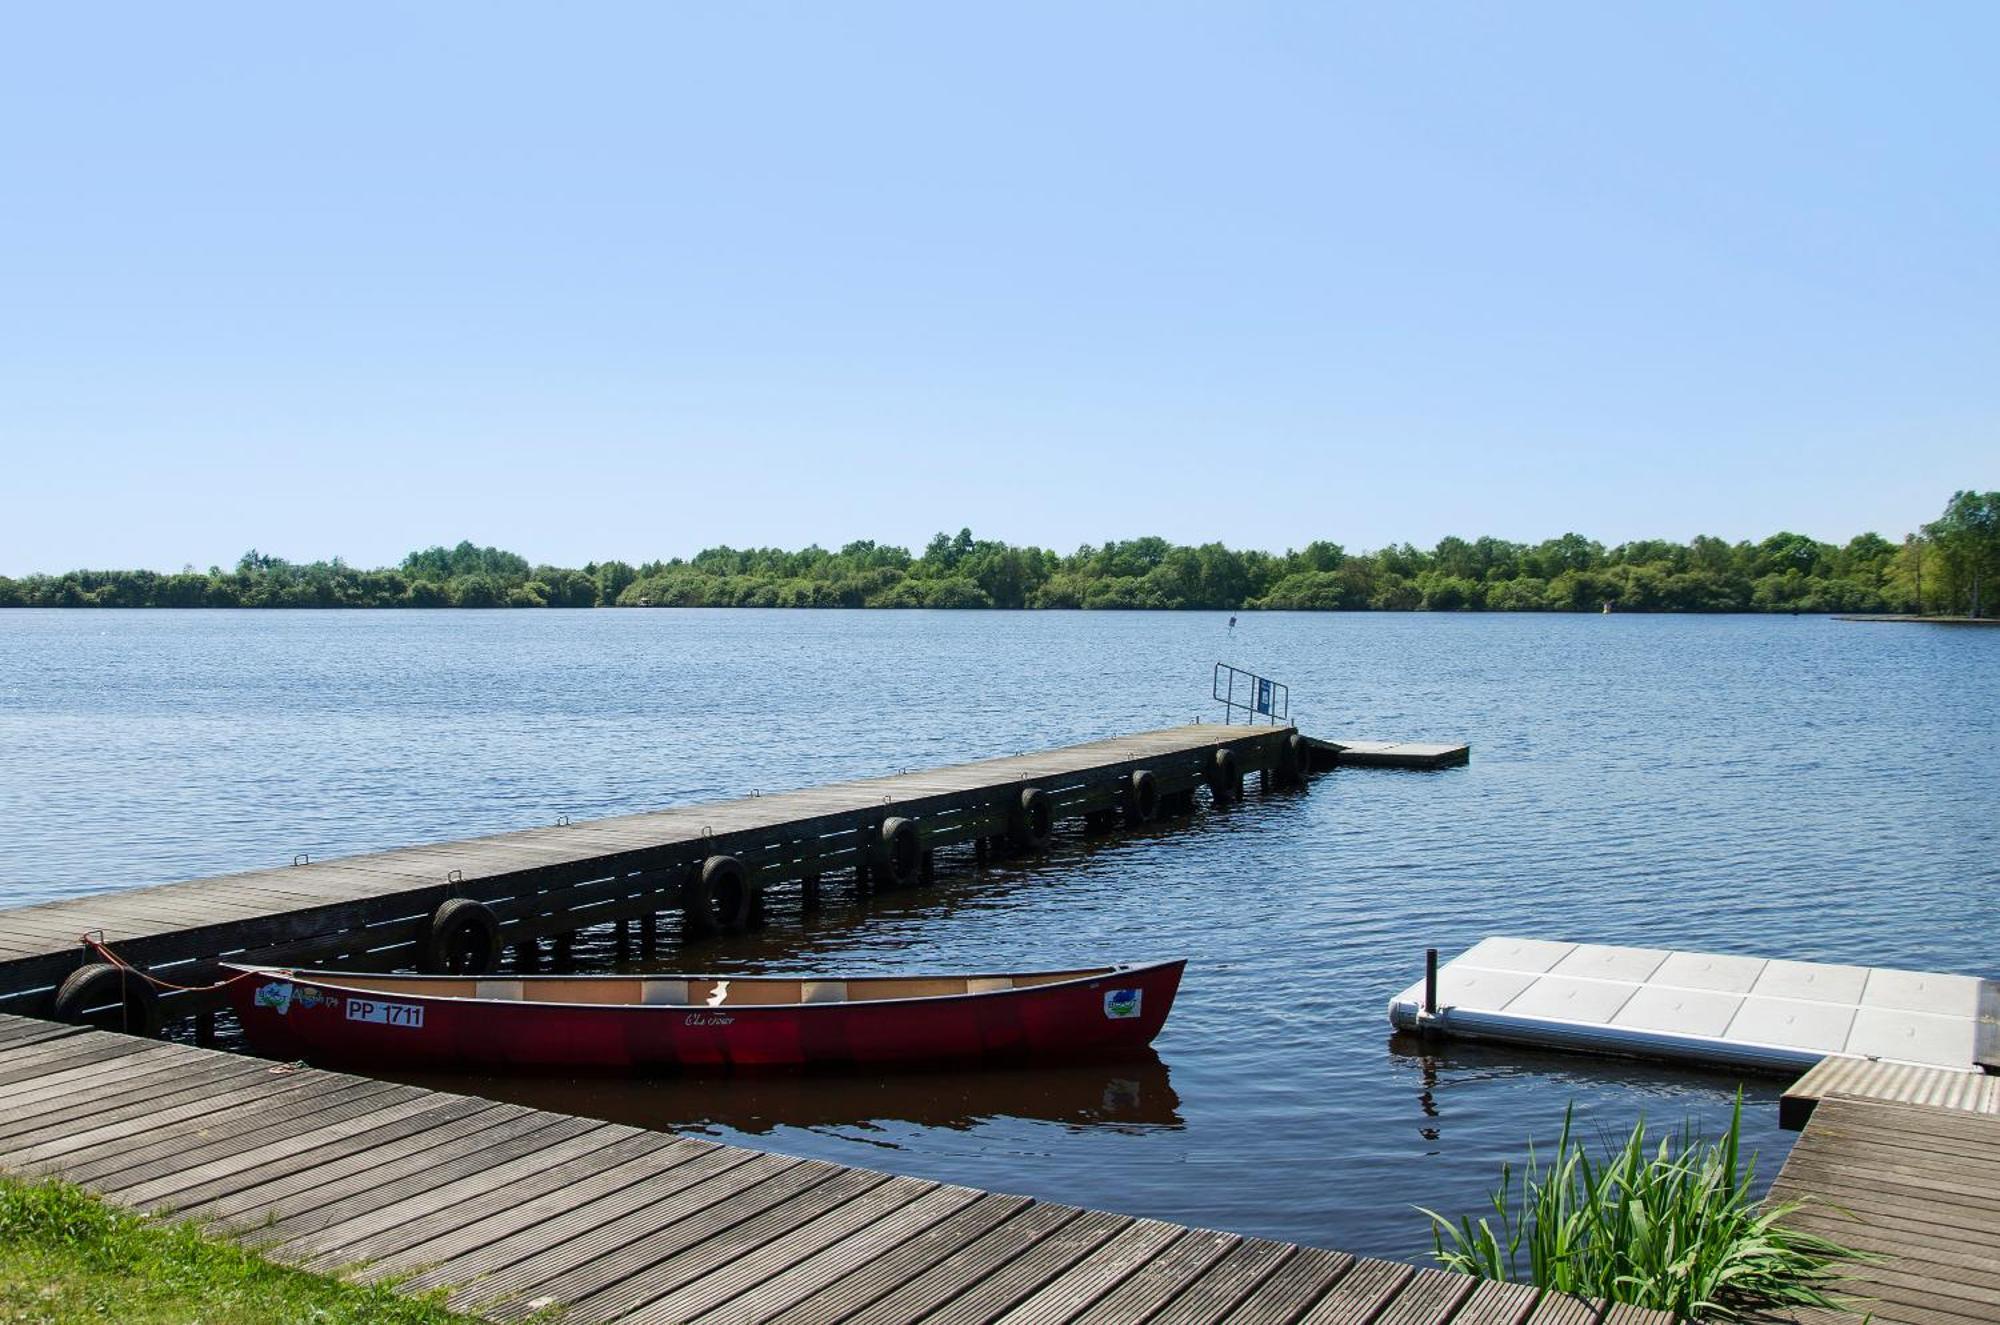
1770,1057,2000,1325
0,724,1334,1029
0,1012,1657,1324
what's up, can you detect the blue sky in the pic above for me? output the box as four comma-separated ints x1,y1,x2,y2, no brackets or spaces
2,3,1993,573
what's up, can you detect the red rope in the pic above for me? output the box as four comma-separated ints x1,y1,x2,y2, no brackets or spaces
80,935,272,995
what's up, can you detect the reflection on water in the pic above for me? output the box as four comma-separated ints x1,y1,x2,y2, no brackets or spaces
384,1051,1183,1137
6,609,1994,1257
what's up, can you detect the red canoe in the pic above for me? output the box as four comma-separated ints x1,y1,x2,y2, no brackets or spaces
222,960,1186,1073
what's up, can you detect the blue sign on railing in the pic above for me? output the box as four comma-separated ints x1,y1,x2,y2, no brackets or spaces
1213,662,1289,726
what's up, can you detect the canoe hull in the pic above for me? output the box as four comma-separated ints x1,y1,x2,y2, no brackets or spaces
225,961,1184,1073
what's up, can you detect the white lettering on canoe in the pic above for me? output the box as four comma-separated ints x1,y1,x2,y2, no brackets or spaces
684,1011,734,1027
344,999,425,1029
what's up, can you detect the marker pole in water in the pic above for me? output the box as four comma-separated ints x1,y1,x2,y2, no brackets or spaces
1423,948,1438,1017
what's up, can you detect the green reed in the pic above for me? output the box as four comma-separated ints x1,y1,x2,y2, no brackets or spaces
1420,1095,1864,1322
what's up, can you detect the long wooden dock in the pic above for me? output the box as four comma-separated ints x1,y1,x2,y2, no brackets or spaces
0,724,1325,1028
0,1012,1656,1324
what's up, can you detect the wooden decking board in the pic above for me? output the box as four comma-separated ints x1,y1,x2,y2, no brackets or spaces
1768,1175,2000,1250
691,1185,985,1325
202,1104,552,1235
252,1113,607,1255
914,1207,1132,1325
395,1144,763,1297
1215,1246,1357,1325
1449,1279,1542,1325
308,1128,684,1280
279,1121,640,1273
478,1158,848,1322
621,1173,944,1325
840,1202,1088,1325
0,1050,256,1132
0,1034,159,1089
1775,1153,2000,1215
0,1060,289,1163
1371,1266,1476,1325
0,1042,217,1116
1148,1237,1297,1325
0,1016,1617,1325
761,1192,1033,1325
1522,1291,1598,1325
442,1152,810,1314
115,1088,476,1208
333,1131,693,1280
107,1084,469,1203
1293,1259,1415,1325
990,1216,1187,1325
58,1076,416,1190
577,1167,900,1325
1067,1226,1241,1325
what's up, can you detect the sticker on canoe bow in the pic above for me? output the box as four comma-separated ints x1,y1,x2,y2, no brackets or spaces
294,985,325,1009
1104,988,1142,1019
254,981,294,1016
344,998,424,1029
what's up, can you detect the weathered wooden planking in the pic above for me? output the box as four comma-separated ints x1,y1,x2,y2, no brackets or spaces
0,1014,1655,1325
1772,1095,2000,1325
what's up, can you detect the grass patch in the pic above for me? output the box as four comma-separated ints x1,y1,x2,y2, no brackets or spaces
0,1175,486,1324
1421,1096,1865,1322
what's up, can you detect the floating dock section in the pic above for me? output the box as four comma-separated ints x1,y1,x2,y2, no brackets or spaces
1389,936,1996,1075
1304,737,1469,769
0,1013,1656,1325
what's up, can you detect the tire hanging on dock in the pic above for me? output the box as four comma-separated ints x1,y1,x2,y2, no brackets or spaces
1127,769,1160,824
1276,731,1309,786
875,817,922,889
50,962,163,1037
1208,747,1244,804
1010,786,1053,850
685,855,754,936
419,897,502,974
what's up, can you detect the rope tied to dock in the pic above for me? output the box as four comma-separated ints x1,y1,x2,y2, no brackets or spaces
78,933,268,995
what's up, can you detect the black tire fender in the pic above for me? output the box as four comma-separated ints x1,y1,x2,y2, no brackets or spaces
877,817,922,888
51,962,162,1037
687,855,753,935
1011,786,1053,849
1289,731,1312,778
420,897,502,974
1209,747,1244,803
1127,769,1160,824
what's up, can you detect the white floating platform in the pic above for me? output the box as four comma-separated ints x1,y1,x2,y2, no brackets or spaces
1389,936,1998,1076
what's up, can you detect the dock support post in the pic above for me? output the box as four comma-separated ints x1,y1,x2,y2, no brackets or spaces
614,918,630,962
801,874,821,912
552,932,574,972
1423,948,1438,1017
194,1011,216,1047
639,913,658,954
920,849,935,887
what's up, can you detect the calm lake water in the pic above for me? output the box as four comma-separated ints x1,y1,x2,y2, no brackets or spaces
0,609,1994,1260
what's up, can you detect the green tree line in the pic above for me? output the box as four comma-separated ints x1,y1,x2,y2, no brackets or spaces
5,490,1995,615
